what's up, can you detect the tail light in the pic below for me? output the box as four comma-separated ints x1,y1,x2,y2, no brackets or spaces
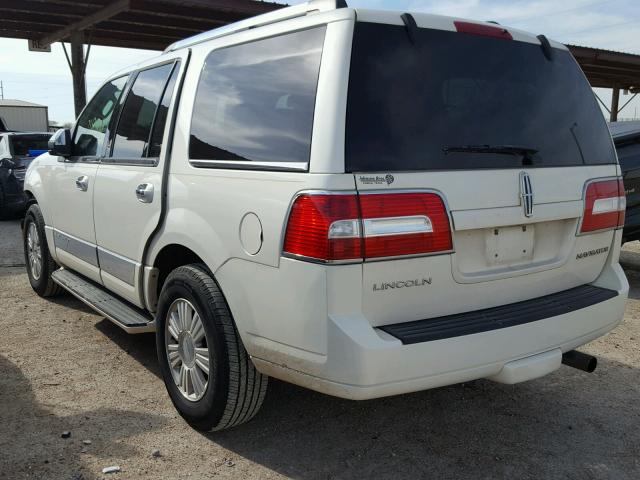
283,191,453,263
283,193,362,262
579,178,626,234
360,193,452,258
454,21,513,41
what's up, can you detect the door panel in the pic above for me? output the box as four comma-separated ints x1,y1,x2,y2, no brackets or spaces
50,75,129,282
51,162,98,244
50,161,101,282
93,60,183,306
93,166,163,305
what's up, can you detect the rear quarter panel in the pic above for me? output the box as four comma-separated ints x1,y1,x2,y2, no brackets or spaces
146,14,357,353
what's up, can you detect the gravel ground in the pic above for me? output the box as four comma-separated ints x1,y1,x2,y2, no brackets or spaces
1,218,639,480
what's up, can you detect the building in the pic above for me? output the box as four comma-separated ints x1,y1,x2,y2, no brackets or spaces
0,99,49,132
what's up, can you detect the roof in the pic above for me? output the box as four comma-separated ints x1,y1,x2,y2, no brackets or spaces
567,45,640,91
165,0,339,52
609,121,640,142
0,99,47,108
0,1,638,91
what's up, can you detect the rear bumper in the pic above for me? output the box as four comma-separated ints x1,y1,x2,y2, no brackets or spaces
250,261,628,400
379,284,617,345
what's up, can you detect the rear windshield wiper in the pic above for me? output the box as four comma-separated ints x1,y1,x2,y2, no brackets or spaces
442,144,539,165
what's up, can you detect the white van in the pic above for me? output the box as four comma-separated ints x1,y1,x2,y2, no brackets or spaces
23,0,628,431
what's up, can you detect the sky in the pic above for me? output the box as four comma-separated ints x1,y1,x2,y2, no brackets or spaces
0,0,638,124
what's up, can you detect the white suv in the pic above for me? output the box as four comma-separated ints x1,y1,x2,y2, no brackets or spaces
23,0,628,431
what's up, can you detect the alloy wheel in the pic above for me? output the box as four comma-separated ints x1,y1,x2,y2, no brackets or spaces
26,222,42,281
165,298,210,401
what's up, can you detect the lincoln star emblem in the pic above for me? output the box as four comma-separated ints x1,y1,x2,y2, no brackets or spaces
520,171,533,217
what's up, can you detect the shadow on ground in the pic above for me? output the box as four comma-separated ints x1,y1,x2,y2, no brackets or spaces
94,318,640,479
206,358,639,480
77,259,640,480
0,355,168,480
95,320,159,378
47,292,96,315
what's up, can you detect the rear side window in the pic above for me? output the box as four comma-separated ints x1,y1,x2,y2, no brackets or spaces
346,23,617,171
111,62,175,159
189,26,326,169
148,65,180,158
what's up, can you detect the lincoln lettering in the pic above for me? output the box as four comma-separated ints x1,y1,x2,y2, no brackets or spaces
373,278,432,291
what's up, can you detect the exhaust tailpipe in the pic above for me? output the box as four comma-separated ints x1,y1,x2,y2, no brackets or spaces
562,350,597,373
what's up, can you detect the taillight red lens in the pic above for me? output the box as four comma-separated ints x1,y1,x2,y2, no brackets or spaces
579,178,626,234
359,193,453,258
454,21,513,40
283,191,453,263
283,194,362,262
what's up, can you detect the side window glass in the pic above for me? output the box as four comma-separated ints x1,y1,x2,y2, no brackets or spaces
73,76,128,157
111,63,174,159
148,64,180,158
189,26,326,167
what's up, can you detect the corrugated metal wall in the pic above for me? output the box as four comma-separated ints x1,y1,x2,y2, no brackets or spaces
0,106,48,132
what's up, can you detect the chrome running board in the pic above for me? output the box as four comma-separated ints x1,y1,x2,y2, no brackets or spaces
52,269,155,334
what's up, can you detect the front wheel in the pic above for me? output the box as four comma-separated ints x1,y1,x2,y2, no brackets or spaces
23,204,62,297
156,264,268,431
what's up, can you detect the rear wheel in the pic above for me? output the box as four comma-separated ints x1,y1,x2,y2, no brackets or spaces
23,204,62,297
156,264,268,431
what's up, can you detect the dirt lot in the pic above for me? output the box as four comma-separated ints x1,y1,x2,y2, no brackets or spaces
1,218,639,480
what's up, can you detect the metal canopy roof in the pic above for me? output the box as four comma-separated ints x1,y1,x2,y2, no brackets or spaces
568,45,640,91
1,2,637,89
0,0,285,51
1,2,638,78
1,1,638,120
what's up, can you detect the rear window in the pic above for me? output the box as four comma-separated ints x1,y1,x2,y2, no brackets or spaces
10,134,51,156
189,26,326,170
346,23,616,172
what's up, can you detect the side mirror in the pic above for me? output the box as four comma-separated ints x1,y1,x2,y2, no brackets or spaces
48,128,72,158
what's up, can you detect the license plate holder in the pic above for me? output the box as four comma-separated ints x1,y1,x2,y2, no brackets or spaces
485,225,534,265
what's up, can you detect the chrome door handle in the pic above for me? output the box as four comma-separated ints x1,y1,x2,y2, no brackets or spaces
136,183,154,203
75,175,89,191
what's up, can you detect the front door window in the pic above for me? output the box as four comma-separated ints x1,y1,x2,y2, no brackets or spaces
72,76,128,157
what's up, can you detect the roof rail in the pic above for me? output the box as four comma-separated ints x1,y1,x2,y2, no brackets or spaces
164,0,347,53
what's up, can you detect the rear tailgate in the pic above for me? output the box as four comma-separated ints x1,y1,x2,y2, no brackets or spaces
346,17,620,327
356,167,618,327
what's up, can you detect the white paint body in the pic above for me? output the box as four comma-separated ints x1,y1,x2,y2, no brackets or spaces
24,3,628,400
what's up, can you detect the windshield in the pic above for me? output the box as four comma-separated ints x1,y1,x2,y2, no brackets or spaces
345,22,616,171
10,134,51,156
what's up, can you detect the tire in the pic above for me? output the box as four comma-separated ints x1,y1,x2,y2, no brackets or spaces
23,204,62,297
156,264,268,431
